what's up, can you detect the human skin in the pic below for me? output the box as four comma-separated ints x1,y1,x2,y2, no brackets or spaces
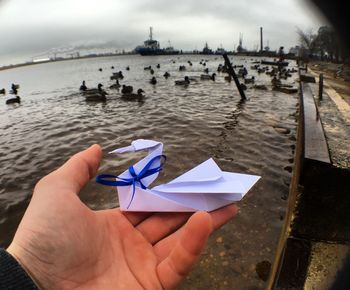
7,145,238,290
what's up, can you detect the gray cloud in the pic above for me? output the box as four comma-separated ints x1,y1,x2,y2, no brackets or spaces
0,0,326,65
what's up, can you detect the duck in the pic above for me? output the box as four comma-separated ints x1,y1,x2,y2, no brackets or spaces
84,83,107,101
163,72,170,79
144,66,152,70
244,76,255,84
121,85,133,94
126,66,130,71
187,61,193,66
204,68,209,74
156,64,160,69
224,75,232,82
6,96,21,104
110,79,121,89
111,66,115,69
175,76,190,86
150,77,157,85
179,65,186,71
253,84,268,90
99,68,103,72
121,89,145,101
0,88,5,94
79,81,87,91
200,73,216,81
150,69,155,75
240,83,247,91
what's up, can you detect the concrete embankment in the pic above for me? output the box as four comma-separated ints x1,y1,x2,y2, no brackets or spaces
267,69,350,290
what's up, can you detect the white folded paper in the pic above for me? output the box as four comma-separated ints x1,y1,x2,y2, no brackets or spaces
97,139,261,212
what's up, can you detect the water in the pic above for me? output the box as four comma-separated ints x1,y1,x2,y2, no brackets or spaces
0,55,298,289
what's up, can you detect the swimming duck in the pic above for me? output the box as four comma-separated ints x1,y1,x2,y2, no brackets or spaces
121,89,145,101
163,72,170,79
150,77,157,85
84,83,107,101
156,64,160,69
110,79,121,89
6,96,21,104
179,65,186,71
204,68,209,74
0,88,5,94
175,76,190,86
224,75,232,82
150,69,155,75
200,73,216,81
111,66,115,69
126,66,130,71
240,83,247,91
99,68,103,72
121,85,133,94
244,76,255,84
79,81,87,91
144,66,152,70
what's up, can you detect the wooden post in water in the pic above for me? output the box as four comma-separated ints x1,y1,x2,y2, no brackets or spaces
223,54,246,100
319,73,324,100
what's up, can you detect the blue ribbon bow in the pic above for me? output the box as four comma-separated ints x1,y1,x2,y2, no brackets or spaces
96,154,166,209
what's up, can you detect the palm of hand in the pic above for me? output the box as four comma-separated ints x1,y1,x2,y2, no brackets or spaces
7,145,237,290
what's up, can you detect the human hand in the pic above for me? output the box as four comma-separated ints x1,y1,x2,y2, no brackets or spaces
7,145,238,290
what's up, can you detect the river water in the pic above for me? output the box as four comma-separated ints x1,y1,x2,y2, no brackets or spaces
0,55,298,289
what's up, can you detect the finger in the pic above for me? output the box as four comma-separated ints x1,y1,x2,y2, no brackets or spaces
37,144,102,194
153,204,238,262
136,212,192,244
121,210,153,226
157,211,212,290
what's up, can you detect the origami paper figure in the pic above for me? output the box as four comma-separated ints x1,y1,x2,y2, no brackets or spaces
96,139,260,212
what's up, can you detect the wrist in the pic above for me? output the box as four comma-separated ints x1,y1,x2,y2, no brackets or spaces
7,244,45,290
1,247,40,289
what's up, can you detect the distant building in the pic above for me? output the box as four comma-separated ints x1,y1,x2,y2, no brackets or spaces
289,46,301,56
32,57,50,63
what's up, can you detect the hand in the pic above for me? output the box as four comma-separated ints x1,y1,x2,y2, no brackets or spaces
7,145,238,290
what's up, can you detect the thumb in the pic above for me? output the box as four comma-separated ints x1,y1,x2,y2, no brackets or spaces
36,144,102,194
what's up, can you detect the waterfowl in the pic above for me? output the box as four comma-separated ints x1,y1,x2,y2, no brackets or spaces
156,64,160,69
144,66,151,70
121,85,133,94
110,71,124,80
204,68,209,74
179,65,186,71
84,83,107,101
99,68,103,72
126,66,130,71
0,88,5,94
79,81,87,91
111,66,115,69
200,73,216,81
121,89,145,101
240,83,247,91
150,77,157,85
188,61,193,66
253,84,268,90
110,79,121,89
244,76,255,84
150,69,155,75
6,96,21,104
175,76,190,86
224,75,232,82
163,72,170,79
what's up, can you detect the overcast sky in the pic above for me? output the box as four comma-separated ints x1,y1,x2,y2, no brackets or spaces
0,0,327,65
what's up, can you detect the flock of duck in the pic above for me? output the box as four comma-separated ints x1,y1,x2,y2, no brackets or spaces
1,58,299,105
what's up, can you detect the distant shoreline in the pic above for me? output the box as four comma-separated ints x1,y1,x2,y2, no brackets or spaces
0,53,137,72
0,51,294,72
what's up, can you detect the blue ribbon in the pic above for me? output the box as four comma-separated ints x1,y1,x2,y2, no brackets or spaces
96,154,166,209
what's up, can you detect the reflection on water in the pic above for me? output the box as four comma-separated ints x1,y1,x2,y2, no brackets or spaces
0,55,298,289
